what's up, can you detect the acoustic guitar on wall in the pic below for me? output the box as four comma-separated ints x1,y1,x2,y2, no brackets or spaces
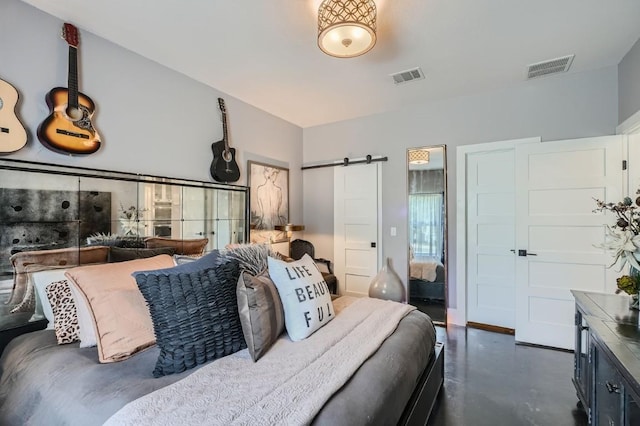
210,98,240,183
0,78,27,154
37,23,101,155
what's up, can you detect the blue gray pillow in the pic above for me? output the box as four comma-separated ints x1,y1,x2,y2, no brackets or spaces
108,246,176,263
139,249,221,275
134,259,245,377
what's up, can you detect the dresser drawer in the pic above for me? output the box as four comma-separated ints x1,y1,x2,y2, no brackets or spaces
594,345,624,426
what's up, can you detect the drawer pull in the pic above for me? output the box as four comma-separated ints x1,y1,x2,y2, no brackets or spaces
605,381,620,394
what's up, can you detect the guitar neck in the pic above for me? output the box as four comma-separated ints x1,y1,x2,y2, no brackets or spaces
221,110,229,152
68,46,79,110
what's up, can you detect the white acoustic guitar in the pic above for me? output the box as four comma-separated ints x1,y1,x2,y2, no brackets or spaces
0,78,27,154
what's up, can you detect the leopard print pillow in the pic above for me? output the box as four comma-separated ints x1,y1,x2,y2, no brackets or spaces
45,280,80,345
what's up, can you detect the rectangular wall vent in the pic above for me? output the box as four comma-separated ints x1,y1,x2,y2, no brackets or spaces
391,67,425,85
527,54,574,79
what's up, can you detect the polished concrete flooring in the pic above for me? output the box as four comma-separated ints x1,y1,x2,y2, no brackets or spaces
428,325,588,426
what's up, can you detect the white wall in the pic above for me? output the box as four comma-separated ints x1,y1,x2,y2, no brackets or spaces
619,37,640,125
0,0,303,224
303,66,619,313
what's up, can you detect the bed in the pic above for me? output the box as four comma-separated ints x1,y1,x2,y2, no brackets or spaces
410,258,445,302
0,248,444,425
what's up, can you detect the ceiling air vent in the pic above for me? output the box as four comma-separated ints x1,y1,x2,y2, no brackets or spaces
526,54,574,80
391,67,425,85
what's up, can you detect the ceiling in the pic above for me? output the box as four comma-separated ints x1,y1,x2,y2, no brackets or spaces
20,0,640,128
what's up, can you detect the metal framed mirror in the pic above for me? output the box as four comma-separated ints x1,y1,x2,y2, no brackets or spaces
0,158,249,333
407,145,447,324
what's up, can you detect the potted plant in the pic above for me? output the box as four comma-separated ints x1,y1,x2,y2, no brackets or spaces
594,193,640,308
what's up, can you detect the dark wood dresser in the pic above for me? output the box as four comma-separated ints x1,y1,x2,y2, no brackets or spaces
571,290,640,425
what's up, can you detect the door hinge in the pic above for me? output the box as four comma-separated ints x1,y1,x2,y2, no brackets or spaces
623,160,628,170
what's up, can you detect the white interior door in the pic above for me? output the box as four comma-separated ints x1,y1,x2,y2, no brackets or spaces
334,163,381,297
627,133,640,191
515,136,623,349
466,149,518,329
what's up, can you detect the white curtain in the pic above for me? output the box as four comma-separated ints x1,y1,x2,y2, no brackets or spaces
409,193,444,260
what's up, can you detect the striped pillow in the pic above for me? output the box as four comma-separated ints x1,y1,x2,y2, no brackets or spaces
236,270,285,361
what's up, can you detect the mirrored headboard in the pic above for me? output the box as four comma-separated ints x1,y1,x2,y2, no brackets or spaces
0,158,249,332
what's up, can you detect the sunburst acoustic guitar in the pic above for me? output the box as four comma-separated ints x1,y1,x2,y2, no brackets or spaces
0,78,27,154
37,23,101,155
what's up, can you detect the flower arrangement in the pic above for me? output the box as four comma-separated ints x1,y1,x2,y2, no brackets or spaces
119,204,147,236
594,193,640,300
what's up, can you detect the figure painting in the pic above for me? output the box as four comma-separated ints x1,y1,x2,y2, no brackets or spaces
248,161,289,230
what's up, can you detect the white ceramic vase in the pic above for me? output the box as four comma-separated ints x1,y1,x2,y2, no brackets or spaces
369,257,406,302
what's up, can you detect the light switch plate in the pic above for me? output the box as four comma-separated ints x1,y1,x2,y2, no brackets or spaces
390,227,397,236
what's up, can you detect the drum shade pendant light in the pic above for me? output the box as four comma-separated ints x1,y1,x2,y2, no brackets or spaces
318,0,377,58
409,149,430,164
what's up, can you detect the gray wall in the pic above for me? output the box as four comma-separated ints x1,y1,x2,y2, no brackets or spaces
0,0,303,223
303,66,619,312
4,0,631,318
619,37,640,125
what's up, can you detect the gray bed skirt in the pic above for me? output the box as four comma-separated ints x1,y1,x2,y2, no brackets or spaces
0,310,436,425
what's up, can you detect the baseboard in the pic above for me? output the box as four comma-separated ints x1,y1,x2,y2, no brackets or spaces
446,308,465,326
467,321,515,335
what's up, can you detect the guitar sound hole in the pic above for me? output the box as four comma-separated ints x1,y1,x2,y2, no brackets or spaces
66,106,83,120
222,150,233,162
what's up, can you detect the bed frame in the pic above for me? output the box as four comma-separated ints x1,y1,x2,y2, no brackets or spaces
399,341,444,425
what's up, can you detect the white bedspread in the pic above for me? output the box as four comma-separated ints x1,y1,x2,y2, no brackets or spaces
410,259,440,282
104,297,415,426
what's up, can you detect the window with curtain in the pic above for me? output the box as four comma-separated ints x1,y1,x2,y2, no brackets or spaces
409,193,444,260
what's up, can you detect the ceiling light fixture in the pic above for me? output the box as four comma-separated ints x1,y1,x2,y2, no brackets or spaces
317,0,377,58
409,150,430,164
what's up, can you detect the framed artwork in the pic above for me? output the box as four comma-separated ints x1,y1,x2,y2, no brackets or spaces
248,161,289,230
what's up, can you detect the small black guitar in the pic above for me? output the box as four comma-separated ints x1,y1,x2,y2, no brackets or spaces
210,98,240,183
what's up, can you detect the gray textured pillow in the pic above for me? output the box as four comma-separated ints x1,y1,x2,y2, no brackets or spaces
134,260,245,377
220,244,279,276
237,270,285,362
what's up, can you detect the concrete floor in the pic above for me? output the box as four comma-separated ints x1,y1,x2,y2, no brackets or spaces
428,325,589,426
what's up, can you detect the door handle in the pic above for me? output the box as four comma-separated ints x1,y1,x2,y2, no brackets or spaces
518,249,537,257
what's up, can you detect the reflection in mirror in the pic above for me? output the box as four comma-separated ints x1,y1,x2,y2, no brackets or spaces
407,146,447,324
0,159,248,333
